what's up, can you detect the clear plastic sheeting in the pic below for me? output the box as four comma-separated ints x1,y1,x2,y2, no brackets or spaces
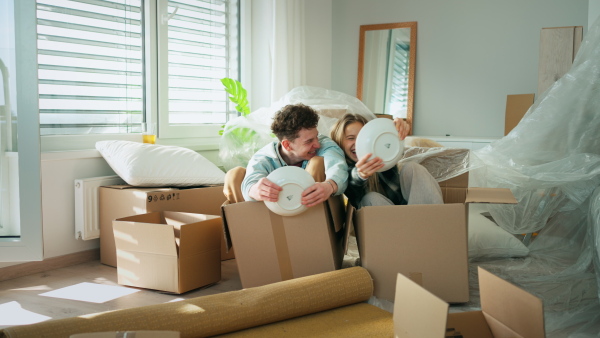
593,187,600,304
219,86,376,171
463,16,600,337
399,146,479,183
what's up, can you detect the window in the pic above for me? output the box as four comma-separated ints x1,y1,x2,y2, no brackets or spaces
387,41,409,116
37,0,143,136
36,0,240,145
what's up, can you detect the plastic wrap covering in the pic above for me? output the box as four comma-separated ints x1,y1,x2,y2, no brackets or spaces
593,187,600,302
460,17,600,337
399,146,480,183
219,86,377,171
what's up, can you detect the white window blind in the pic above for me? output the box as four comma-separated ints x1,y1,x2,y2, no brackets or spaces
158,0,239,139
389,42,409,113
37,0,143,136
36,0,240,139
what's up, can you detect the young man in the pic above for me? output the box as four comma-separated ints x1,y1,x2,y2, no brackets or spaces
224,103,348,207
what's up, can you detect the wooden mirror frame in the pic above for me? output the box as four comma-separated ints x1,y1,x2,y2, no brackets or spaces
357,22,417,134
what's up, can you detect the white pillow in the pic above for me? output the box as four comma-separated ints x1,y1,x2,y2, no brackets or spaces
96,140,225,187
468,205,529,260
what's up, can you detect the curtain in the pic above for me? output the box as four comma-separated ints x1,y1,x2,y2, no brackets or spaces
269,0,306,103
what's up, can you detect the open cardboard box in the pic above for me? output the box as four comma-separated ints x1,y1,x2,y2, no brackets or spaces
394,267,545,338
352,171,517,304
113,211,221,294
221,196,348,288
100,185,234,267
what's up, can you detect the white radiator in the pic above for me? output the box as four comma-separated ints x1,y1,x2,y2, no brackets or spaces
74,175,125,240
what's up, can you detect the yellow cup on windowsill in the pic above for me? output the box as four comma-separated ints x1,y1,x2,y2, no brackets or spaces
142,122,156,144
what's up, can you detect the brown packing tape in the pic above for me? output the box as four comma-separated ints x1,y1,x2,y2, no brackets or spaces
269,212,294,281
220,201,233,251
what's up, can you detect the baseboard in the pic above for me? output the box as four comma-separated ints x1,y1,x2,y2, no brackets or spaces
0,248,100,282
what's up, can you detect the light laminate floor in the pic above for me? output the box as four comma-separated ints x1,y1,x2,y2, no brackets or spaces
0,259,243,330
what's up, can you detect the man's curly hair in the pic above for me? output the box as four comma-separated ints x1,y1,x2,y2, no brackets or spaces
271,104,320,141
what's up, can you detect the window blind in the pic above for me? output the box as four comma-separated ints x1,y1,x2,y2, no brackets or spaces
37,0,143,135
164,0,238,125
390,42,409,112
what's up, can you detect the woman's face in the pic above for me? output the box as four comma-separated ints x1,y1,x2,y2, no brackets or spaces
342,121,364,162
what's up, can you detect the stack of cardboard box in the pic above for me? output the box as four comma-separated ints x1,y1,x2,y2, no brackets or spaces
99,185,234,293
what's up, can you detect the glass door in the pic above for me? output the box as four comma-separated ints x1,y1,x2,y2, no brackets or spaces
0,0,43,262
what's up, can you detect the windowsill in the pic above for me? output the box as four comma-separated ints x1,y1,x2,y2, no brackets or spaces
40,134,221,154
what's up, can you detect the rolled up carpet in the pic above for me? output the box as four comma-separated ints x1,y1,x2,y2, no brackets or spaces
1,267,374,338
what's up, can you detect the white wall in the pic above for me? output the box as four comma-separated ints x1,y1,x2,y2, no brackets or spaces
591,0,600,27
331,0,588,138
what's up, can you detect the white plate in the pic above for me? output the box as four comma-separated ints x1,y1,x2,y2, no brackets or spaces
355,118,405,172
264,166,315,216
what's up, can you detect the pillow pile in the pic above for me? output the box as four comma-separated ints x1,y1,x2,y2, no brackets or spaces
96,140,225,187
468,204,529,260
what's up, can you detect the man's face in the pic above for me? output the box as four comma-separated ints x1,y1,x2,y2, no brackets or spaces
286,127,320,162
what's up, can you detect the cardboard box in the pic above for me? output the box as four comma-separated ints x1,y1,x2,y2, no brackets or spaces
113,211,221,294
352,186,516,304
221,196,347,288
100,185,234,267
505,94,534,135
394,267,545,337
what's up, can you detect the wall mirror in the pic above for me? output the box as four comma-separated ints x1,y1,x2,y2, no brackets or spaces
357,22,417,132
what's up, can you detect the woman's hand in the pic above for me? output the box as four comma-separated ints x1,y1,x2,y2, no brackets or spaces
393,118,410,140
356,153,384,179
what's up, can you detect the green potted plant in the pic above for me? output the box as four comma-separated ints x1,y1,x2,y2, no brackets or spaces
219,78,274,170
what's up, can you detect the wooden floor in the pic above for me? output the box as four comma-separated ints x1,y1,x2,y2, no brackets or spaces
0,259,243,330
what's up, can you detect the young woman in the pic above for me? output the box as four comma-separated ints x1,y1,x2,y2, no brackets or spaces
330,113,443,208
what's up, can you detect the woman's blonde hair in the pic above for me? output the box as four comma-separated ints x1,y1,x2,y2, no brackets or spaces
330,113,380,193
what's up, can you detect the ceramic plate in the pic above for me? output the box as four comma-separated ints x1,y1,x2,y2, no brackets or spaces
355,118,405,172
264,166,315,216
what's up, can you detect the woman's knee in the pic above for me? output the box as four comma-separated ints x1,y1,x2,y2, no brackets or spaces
359,192,393,207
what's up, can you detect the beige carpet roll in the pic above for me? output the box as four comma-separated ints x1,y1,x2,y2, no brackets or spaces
1,267,374,338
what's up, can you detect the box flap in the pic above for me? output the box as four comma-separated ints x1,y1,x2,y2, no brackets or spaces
465,187,517,204
326,195,345,233
393,272,449,338
220,201,234,251
479,267,545,338
505,93,534,135
113,212,177,257
446,311,494,338
163,211,221,257
343,204,355,254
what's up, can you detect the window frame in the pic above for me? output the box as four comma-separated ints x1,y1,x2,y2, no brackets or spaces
0,0,43,262
38,0,244,152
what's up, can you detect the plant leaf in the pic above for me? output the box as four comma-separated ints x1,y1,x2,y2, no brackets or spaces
221,77,250,116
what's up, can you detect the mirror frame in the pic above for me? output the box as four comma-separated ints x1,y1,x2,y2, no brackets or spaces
357,22,417,134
